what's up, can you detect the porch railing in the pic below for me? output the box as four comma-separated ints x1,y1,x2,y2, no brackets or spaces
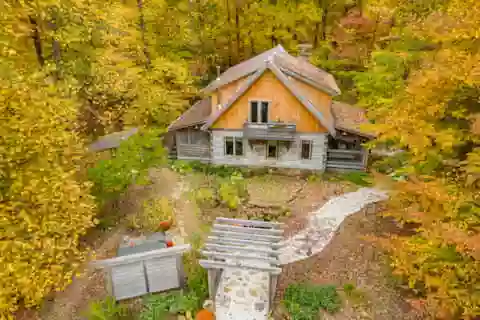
326,149,366,170
243,122,296,141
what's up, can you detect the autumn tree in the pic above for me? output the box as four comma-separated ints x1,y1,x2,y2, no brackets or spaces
0,2,98,317
360,0,480,317
0,0,195,317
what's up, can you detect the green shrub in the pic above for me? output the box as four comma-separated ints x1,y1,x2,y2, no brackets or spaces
193,187,217,207
88,128,167,203
169,159,195,174
343,283,355,295
140,291,200,320
169,160,254,178
183,233,209,304
283,283,342,320
84,296,129,320
336,171,373,187
342,283,366,304
217,172,247,210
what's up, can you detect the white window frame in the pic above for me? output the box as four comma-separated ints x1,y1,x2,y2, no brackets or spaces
300,140,313,160
249,100,270,124
180,128,208,145
224,136,244,156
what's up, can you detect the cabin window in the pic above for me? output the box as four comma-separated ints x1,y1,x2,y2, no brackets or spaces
260,101,269,123
178,131,189,144
250,101,258,123
225,137,243,156
249,100,269,123
178,129,208,145
301,140,312,160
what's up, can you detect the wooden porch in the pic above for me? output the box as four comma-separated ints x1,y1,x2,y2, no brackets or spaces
326,149,367,171
326,131,369,171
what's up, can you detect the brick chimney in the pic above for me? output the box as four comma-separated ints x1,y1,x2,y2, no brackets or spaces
298,43,313,61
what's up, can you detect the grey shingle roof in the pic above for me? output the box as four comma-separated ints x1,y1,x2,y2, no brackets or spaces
331,101,374,138
168,97,212,131
88,128,139,152
202,46,287,94
203,45,341,96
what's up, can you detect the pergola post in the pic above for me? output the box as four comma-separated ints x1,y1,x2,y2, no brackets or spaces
207,268,218,301
198,217,285,317
269,274,279,308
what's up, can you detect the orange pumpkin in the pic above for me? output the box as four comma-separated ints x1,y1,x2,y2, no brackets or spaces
158,219,172,231
195,309,214,320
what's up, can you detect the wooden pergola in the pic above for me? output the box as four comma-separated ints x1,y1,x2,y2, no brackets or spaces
199,217,284,312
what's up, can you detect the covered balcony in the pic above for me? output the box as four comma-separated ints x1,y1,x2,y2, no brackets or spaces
243,121,296,141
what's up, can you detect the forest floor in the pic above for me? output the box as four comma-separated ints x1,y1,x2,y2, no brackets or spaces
17,168,422,320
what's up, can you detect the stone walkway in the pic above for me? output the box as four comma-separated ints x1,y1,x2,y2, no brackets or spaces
278,187,388,265
213,187,388,320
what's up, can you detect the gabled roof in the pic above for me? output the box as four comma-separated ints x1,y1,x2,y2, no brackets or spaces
202,57,337,136
203,45,341,96
168,97,211,131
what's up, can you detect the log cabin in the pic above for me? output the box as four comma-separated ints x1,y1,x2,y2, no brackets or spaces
168,45,375,171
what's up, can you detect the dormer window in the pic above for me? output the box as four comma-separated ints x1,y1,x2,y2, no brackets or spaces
250,100,269,123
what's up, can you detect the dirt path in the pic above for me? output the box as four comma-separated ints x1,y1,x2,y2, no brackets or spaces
37,168,180,320
169,177,203,244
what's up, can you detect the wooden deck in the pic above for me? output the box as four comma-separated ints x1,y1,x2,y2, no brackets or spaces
326,149,366,171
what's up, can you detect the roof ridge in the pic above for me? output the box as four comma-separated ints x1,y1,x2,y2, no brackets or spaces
202,45,286,93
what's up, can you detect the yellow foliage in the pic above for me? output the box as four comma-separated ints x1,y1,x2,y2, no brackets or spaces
0,75,97,317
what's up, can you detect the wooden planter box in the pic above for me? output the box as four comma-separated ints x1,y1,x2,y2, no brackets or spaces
92,234,191,301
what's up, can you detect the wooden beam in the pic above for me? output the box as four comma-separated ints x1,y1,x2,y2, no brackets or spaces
91,244,191,268
207,269,217,301
204,243,279,256
216,217,284,229
207,236,282,248
212,223,284,236
201,250,280,265
212,230,283,243
269,274,279,307
199,259,282,274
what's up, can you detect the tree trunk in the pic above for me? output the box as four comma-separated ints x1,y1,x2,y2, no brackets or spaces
358,0,364,16
313,0,328,48
271,25,277,47
28,16,44,67
234,0,241,64
225,0,233,66
137,0,151,68
368,12,380,58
